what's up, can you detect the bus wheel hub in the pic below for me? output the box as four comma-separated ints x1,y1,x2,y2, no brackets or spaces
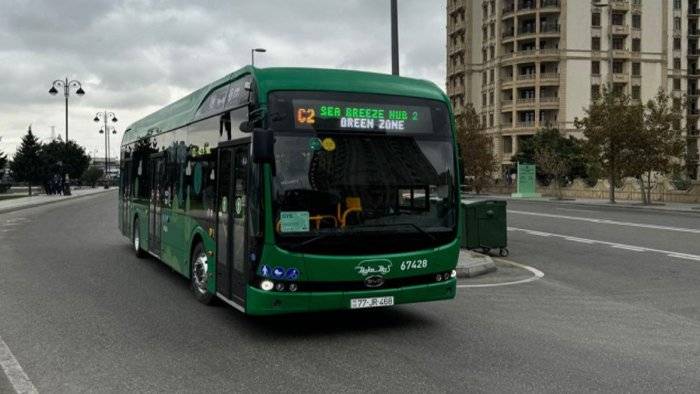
193,254,209,294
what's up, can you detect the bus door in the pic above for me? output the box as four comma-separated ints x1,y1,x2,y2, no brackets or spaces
148,155,165,256
120,159,131,236
216,143,250,304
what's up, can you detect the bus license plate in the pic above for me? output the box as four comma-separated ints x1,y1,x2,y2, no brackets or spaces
350,296,394,309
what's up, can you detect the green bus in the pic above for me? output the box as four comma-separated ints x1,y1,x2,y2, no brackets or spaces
119,66,461,315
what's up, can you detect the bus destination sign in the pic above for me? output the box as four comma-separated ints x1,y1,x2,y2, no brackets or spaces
292,99,432,133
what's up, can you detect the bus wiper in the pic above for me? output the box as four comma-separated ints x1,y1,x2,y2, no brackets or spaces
355,223,436,242
287,232,340,251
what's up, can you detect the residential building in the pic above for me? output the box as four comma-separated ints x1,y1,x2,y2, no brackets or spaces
447,0,700,180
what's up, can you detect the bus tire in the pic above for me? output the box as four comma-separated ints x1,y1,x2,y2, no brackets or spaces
133,218,146,258
190,242,214,304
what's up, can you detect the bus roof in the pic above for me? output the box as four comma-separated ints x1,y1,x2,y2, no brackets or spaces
122,66,447,145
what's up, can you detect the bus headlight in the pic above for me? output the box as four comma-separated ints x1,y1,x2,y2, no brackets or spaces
451,270,457,278
260,280,274,291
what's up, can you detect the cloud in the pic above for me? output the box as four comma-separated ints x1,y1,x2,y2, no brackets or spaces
0,0,446,157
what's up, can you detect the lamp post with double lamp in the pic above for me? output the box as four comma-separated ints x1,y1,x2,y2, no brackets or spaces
251,48,266,66
94,111,118,188
48,78,85,142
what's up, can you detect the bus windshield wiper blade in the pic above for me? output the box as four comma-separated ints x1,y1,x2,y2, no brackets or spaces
355,223,436,242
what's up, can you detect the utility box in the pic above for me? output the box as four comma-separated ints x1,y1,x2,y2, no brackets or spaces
460,200,508,256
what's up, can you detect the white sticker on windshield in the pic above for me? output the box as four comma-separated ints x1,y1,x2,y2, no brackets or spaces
280,211,310,233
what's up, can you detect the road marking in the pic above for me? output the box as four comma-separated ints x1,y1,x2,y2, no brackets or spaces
0,336,38,394
457,259,544,288
509,226,700,262
508,210,700,234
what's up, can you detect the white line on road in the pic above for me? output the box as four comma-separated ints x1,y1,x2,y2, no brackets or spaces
509,226,700,262
457,259,544,288
0,336,38,394
508,210,700,234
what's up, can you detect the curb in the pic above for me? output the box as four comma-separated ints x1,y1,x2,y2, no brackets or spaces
456,249,497,278
0,189,117,215
463,194,700,215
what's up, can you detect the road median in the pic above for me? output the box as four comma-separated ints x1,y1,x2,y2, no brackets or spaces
0,187,116,215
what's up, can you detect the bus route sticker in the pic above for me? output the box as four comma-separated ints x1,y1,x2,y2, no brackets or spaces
280,211,310,232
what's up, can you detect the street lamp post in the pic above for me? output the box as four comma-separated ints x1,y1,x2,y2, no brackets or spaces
251,48,266,66
390,0,399,75
94,111,118,188
48,78,85,142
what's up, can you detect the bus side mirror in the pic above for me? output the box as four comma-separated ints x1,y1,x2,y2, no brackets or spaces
252,129,274,164
239,121,253,133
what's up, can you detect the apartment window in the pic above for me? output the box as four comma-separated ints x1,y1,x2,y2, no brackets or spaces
482,93,487,106
490,69,495,83
489,113,494,127
613,37,625,50
613,61,624,74
632,85,641,100
632,62,641,76
490,46,495,59
674,58,682,70
612,13,624,26
674,17,681,31
592,13,601,27
632,38,641,52
483,49,488,60
592,61,601,75
674,0,681,10
632,14,641,29
674,78,681,90
503,136,513,154
591,84,601,100
489,91,494,105
592,37,601,51
674,37,681,50
483,71,487,84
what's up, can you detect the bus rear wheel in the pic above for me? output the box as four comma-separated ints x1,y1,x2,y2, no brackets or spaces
133,218,146,258
191,243,214,304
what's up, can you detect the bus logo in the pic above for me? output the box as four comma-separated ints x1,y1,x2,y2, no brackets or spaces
364,275,385,288
355,259,392,276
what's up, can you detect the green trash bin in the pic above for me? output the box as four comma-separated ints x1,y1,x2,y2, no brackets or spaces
460,200,508,256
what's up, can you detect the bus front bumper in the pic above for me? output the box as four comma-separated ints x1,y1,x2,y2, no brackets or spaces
245,278,456,316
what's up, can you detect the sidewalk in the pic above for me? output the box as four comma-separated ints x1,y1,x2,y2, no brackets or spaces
462,193,700,214
0,187,117,214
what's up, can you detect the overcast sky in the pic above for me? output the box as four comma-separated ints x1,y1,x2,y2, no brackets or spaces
0,0,447,158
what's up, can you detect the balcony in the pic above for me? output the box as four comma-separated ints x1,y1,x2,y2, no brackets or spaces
540,72,560,81
501,99,514,108
690,29,700,38
540,24,561,34
690,8,700,18
502,5,515,18
517,73,536,81
610,0,630,12
515,121,536,129
612,49,630,58
612,72,629,82
447,1,464,15
517,28,537,39
611,24,630,35
449,41,465,54
449,63,465,75
541,0,561,11
540,96,560,107
516,98,537,108
689,50,700,59
689,69,700,78
502,29,515,39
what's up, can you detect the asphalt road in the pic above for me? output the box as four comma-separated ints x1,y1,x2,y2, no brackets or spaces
1,192,699,393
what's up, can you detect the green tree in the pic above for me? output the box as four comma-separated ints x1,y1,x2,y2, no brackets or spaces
10,126,43,195
80,166,104,188
575,88,643,203
0,149,7,177
456,103,497,194
512,128,590,188
39,140,91,183
623,89,685,204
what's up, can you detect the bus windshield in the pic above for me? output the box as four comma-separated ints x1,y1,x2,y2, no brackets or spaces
268,92,457,255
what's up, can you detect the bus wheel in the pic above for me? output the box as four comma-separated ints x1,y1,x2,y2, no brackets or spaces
191,243,214,304
133,218,146,258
